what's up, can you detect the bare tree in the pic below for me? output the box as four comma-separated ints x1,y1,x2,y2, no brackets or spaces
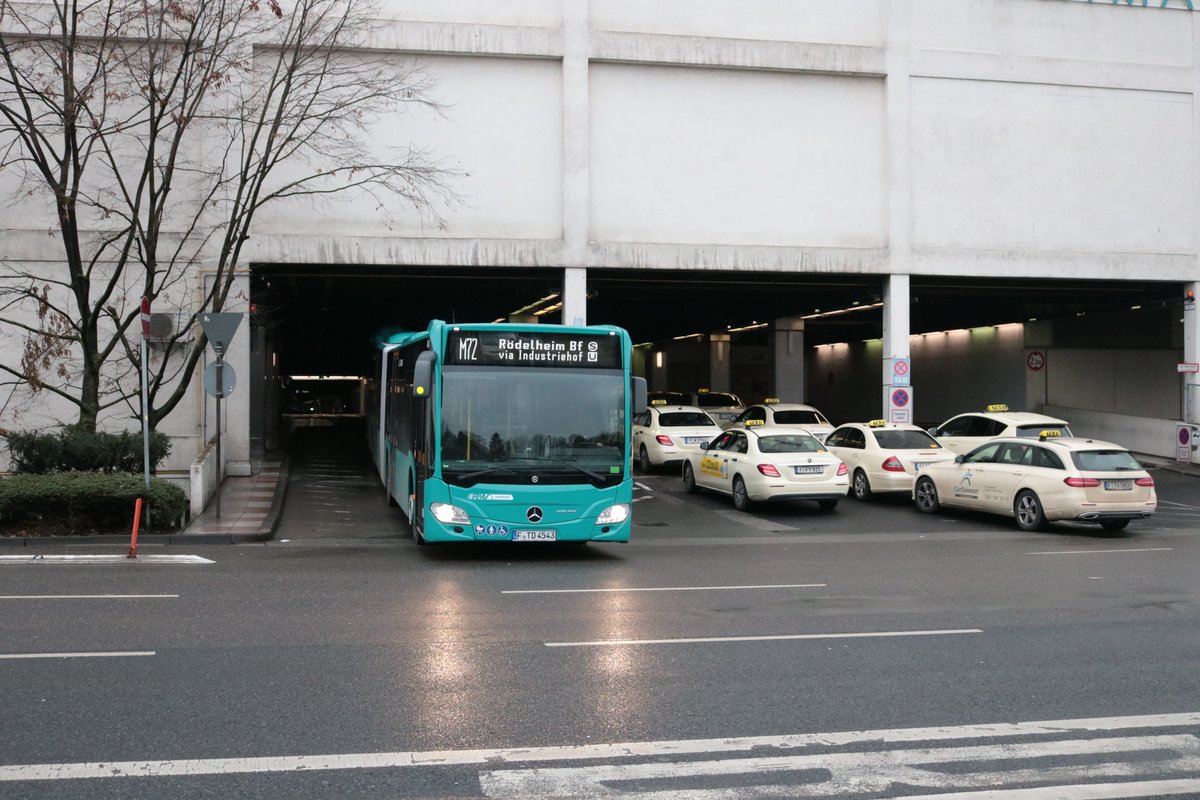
0,0,457,431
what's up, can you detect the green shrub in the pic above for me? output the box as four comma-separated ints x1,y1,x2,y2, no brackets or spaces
0,473,187,535
5,427,171,474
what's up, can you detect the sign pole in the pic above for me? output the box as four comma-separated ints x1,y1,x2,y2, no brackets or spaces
215,348,223,520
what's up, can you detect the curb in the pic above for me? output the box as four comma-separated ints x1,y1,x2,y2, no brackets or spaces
0,456,290,548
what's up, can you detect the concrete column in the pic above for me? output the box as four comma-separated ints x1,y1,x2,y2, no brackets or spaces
709,333,731,392
563,267,587,327
882,2,913,424
772,317,806,402
561,0,590,327
882,274,912,423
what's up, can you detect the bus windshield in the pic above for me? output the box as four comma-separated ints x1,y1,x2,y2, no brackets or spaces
440,366,626,487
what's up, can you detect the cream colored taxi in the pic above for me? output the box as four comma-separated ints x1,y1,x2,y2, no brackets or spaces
912,432,1156,532
693,389,746,430
632,401,722,472
928,404,1071,454
682,423,849,512
824,420,956,501
729,398,836,441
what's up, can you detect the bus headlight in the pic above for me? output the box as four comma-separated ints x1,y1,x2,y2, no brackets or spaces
596,503,630,525
430,502,470,524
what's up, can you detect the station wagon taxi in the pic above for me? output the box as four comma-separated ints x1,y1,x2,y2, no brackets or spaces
824,420,956,501
730,398,836,442
682,422,849,512
928,404,1072,454
912,431,1156,532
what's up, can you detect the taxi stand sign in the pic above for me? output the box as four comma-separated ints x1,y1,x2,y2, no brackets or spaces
885,385,912,424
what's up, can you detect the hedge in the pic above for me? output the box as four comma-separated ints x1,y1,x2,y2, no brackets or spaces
5,427,171,474
0,473,187,535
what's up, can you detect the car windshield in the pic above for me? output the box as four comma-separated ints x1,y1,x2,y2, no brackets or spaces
1071,450,1143,472
439,366,625,487
1015,424,1071,437
695,393,740,408
756,434,824,453
659,412,717,427
773,410,828,425
873,430,941,449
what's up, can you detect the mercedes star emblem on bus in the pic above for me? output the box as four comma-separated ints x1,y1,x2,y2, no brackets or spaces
527,507,543,523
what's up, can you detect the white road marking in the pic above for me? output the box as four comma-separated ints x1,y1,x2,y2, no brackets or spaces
479,735,1200,798
1026,548,1174,556
544,628,982,647
714,510,799,532
0,555,214,565
0,594,177,600
896,780,1200,799
635,482,653,491
1,713,1196,784
0,651,155,660
503,583,826,595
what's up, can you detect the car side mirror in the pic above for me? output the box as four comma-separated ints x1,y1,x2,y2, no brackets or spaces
700,442,709,451
954,454,964,463
928,427,939,436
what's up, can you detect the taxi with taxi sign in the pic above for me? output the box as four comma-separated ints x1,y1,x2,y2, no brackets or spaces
632,401,722,472
681,422,849,512
729,398,836,441
693,388,746,429
912,430,1156,532
824,419,956,501
928,403,1072,454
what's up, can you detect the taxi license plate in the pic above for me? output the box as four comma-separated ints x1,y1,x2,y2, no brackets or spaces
684,437,706,444
513,530,557,542
1103,480,1132,491
793,466,824,475
912,462,925,471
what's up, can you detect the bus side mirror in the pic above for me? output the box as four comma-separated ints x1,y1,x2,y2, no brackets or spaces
413,350,436,398
632,377,648,414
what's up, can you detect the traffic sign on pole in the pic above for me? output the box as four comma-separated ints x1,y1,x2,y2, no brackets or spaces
199,312,243,354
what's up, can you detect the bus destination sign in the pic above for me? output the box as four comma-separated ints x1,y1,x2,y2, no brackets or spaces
445,330,621,368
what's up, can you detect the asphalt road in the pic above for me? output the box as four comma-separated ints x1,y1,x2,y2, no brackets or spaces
2,426,1198,798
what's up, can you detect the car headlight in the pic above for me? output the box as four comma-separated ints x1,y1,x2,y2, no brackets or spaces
430,502,470,524
596,503,630,525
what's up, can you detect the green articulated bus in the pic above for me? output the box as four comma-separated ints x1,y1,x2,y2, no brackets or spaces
368,320,647,544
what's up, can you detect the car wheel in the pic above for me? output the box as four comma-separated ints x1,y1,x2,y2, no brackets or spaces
1100,518,1130,532
638,445,653,473
1014,490,1047,532
817,499,838,512
914,477,940,514
682,462,699,494
732,476,751,511
852,469,873,501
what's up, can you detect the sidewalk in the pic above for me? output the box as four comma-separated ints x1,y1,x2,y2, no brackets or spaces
179,454,288,543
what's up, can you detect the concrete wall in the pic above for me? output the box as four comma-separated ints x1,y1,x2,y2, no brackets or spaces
3,0,1199,485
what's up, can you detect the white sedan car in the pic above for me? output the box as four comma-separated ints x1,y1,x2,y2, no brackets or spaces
928,404,1071,454
693,389,746,429
682,424,849,512
824,421,956,500
729,400,835,442
912,433,1157,532
632,403,722,472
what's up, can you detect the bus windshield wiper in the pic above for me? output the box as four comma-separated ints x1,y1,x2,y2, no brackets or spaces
505,456,609,481
455,464,518,480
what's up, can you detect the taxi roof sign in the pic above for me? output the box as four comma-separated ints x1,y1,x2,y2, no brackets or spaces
744,419,765,426
697,387,710,394
986,403,1009,413
764,397,781,404
868,419,887,427
1039,429,1062,440
651,398,667,405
